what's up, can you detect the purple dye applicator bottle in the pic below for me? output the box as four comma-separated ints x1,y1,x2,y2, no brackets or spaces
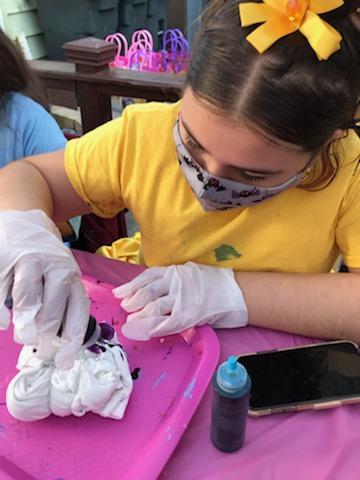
57,315,102,347
211,356,251,452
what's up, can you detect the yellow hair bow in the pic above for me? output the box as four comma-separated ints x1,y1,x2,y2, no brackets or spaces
239,0,344,60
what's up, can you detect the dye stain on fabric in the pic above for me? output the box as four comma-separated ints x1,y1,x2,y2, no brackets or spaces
214,245,242,262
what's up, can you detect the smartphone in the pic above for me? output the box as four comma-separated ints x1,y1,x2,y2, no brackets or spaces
237,340,360,416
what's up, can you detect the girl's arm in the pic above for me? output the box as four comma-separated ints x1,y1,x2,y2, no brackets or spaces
0,150,90,219
235,270,360,341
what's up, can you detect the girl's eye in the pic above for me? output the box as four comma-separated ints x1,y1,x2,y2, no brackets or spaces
186,136,202,152
238,171,266,183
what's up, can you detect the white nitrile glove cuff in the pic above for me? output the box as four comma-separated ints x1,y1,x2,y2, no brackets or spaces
203,267,248,329
0,209,62,245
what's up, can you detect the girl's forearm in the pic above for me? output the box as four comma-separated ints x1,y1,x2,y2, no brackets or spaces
235,271,360,342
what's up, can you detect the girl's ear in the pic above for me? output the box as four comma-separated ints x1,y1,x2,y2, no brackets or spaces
350,10,360,30
332,120,360,140
331,128,347,141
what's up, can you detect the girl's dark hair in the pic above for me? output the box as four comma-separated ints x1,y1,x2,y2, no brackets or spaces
0,29,49,111
187,0,360,189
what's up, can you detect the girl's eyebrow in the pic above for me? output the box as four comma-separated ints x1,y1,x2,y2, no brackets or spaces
180,116,284,176
180,117,208,152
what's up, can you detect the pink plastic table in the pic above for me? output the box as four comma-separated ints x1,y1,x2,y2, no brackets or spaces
74,250,360,480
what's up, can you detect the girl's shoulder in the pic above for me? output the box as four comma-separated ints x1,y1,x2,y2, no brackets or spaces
3,91,43,111
1,92,51,127
123,100,181,130
125,100,181,116
1,91,66,158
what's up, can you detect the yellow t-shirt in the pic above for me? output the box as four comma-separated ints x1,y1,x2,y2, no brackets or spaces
65,101,360,272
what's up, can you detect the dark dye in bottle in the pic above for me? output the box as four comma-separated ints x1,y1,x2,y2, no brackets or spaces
211,355,251,453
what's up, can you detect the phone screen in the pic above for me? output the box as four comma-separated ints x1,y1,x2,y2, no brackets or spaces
238,342,360,410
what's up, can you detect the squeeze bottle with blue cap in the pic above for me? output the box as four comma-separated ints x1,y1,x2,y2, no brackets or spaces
211,356,251,452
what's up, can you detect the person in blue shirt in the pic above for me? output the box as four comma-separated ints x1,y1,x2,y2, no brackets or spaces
0,91,67,166
0,29,80,241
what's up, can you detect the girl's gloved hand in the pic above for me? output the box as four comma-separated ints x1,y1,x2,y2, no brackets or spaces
0,209,90,369
113,262,248,340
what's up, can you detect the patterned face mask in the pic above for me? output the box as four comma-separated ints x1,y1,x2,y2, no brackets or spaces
173,120,305,211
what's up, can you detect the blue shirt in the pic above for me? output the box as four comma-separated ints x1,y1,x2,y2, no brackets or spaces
0,92,80,240
0,92,66,166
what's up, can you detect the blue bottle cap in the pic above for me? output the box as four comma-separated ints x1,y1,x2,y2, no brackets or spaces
216,356,249,394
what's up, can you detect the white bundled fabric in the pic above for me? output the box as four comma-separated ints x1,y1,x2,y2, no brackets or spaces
6,334,133,421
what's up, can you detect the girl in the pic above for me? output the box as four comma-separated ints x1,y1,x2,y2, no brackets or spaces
0,29,79,241
0,0,358,368
0,29,66,166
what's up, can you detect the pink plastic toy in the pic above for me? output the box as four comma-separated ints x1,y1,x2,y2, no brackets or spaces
131,29,154,50
105,28,190,74
127,40,159,72
105,33,129,68
162,28,190,73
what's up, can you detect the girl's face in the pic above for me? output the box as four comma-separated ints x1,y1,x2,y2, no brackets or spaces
179,88,317,188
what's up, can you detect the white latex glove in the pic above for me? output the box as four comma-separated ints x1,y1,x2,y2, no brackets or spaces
0,209,89,369
113,262,248,340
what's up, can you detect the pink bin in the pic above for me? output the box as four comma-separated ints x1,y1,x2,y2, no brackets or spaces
0,275,220,480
